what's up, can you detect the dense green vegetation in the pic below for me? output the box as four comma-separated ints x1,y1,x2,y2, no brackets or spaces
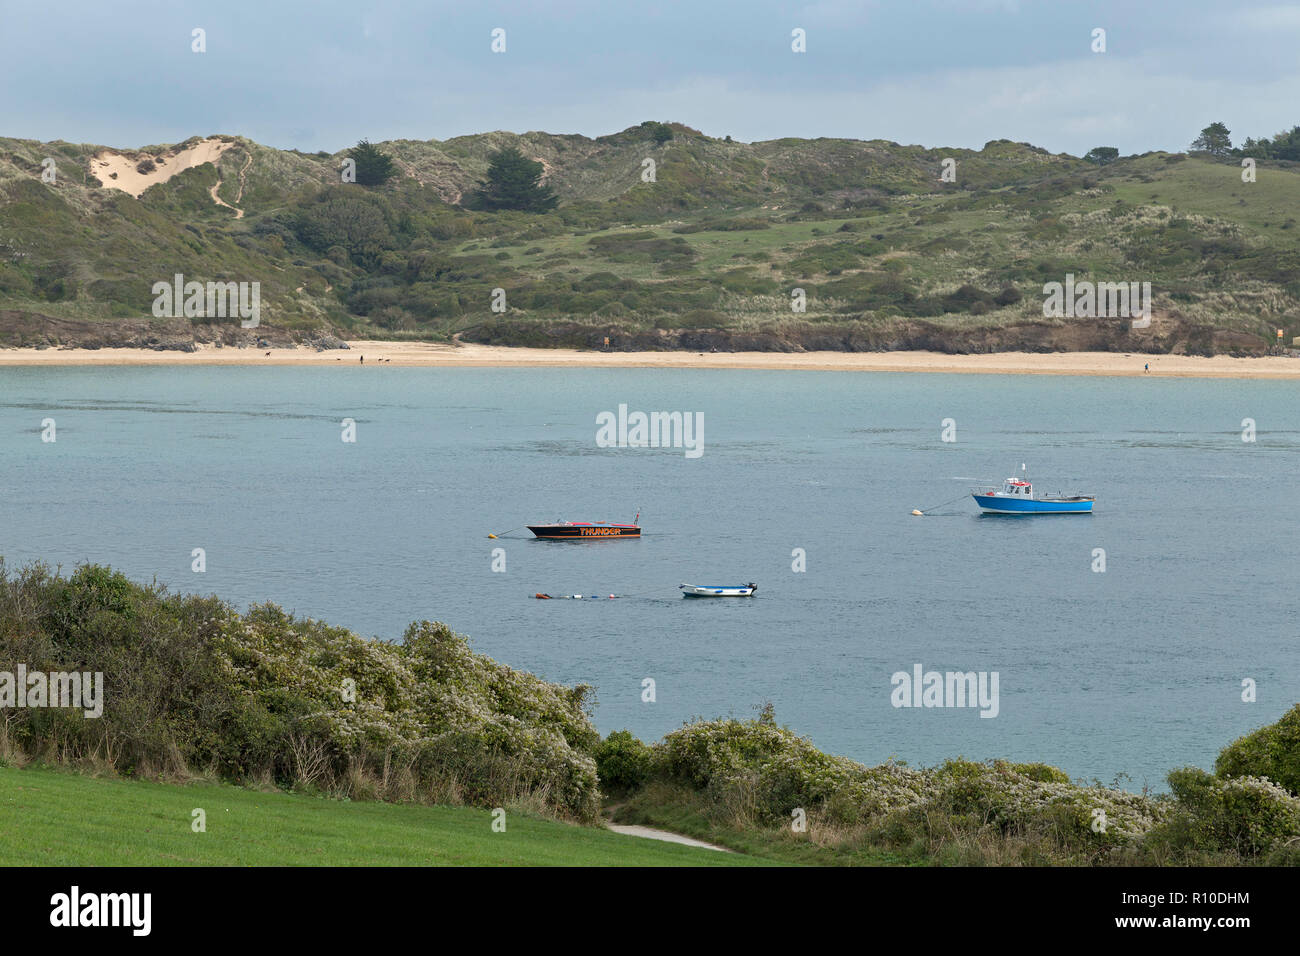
1195,119,1300,162
2,122,1298,352
604,705,1300,866
1216,704,1300,794
3,562,1298,865
0,561,602,820
1240,127,1300,162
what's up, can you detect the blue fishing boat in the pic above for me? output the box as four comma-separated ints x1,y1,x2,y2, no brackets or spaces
972,469,1094,515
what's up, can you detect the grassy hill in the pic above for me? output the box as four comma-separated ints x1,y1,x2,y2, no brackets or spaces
0,765,757,866
2,123,1298,354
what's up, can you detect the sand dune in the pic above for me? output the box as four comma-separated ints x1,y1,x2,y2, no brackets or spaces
2,341,1299,378
91,138,236,199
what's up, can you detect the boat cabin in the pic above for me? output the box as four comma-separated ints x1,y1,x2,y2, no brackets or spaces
993,478,1033,498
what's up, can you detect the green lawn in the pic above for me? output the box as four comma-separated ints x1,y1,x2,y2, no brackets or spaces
0,765,768,866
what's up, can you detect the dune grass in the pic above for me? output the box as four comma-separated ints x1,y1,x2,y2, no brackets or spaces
5,125,1299,350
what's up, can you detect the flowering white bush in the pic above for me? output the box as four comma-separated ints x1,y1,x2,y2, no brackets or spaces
656,716,1169,852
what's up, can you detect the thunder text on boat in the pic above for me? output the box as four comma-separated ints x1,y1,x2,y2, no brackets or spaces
527,513,641,538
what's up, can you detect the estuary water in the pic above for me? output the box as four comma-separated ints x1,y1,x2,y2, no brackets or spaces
1,365,1296,788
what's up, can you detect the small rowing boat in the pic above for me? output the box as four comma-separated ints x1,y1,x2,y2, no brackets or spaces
528,512,640,539
680,583,757,597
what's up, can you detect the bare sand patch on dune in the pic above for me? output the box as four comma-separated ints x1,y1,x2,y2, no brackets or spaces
91,138,236,198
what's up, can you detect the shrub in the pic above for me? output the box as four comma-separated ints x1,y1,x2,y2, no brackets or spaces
1159,766,1300,856
941,284,995,313
1264,839,1300,866
595,731,653,791
294,191,394,267
656,716,928,823
993,286,1024,307
649,714,1165,855
641,121,674,144
372,305,415,331
1003,761,1070,784
1216,703,1300,794
0,562,602,820
672,218,769,235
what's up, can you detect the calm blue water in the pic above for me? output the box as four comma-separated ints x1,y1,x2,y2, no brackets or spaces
2,366,1296,789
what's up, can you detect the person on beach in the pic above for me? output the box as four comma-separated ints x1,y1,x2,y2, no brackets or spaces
1144,363,1149,373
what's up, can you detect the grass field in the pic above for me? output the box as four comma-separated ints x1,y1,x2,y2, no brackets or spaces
0,765,768,867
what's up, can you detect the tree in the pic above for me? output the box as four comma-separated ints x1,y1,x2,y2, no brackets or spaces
294,191,393,266
1241,126,1300,162
1268,126,1300,161
348,139,396,186
1083,146,1119,166
1190,122,1232,157
641,121,673,144
471,147,558,213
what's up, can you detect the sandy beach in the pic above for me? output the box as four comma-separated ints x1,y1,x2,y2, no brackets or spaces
1,341,1299,378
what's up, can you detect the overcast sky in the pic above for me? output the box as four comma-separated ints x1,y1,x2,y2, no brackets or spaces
2,0,1297,156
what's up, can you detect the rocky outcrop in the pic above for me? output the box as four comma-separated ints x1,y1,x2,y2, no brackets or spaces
0,311,340,352
459,313,1270,357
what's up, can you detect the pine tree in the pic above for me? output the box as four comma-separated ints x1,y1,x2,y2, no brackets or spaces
1190,123,1232,158
1083,146,1119,166
473,147,558,212
348,139,397,187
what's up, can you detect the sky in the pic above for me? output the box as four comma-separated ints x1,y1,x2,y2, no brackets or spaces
1,0,1297,156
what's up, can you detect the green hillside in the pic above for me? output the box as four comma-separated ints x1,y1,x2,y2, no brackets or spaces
0,765,756,866
1,123,1298,354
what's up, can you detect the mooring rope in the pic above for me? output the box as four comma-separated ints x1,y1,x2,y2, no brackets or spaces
913,491,972,516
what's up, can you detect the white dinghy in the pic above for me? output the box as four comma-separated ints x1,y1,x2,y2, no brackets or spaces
679,582,757,597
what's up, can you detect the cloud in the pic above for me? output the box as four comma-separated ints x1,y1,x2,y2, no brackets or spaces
471,57,1299,156
1,0,1297,155
1212,4,1300,31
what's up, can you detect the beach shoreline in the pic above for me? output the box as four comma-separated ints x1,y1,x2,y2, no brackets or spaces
1,341,1298,378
